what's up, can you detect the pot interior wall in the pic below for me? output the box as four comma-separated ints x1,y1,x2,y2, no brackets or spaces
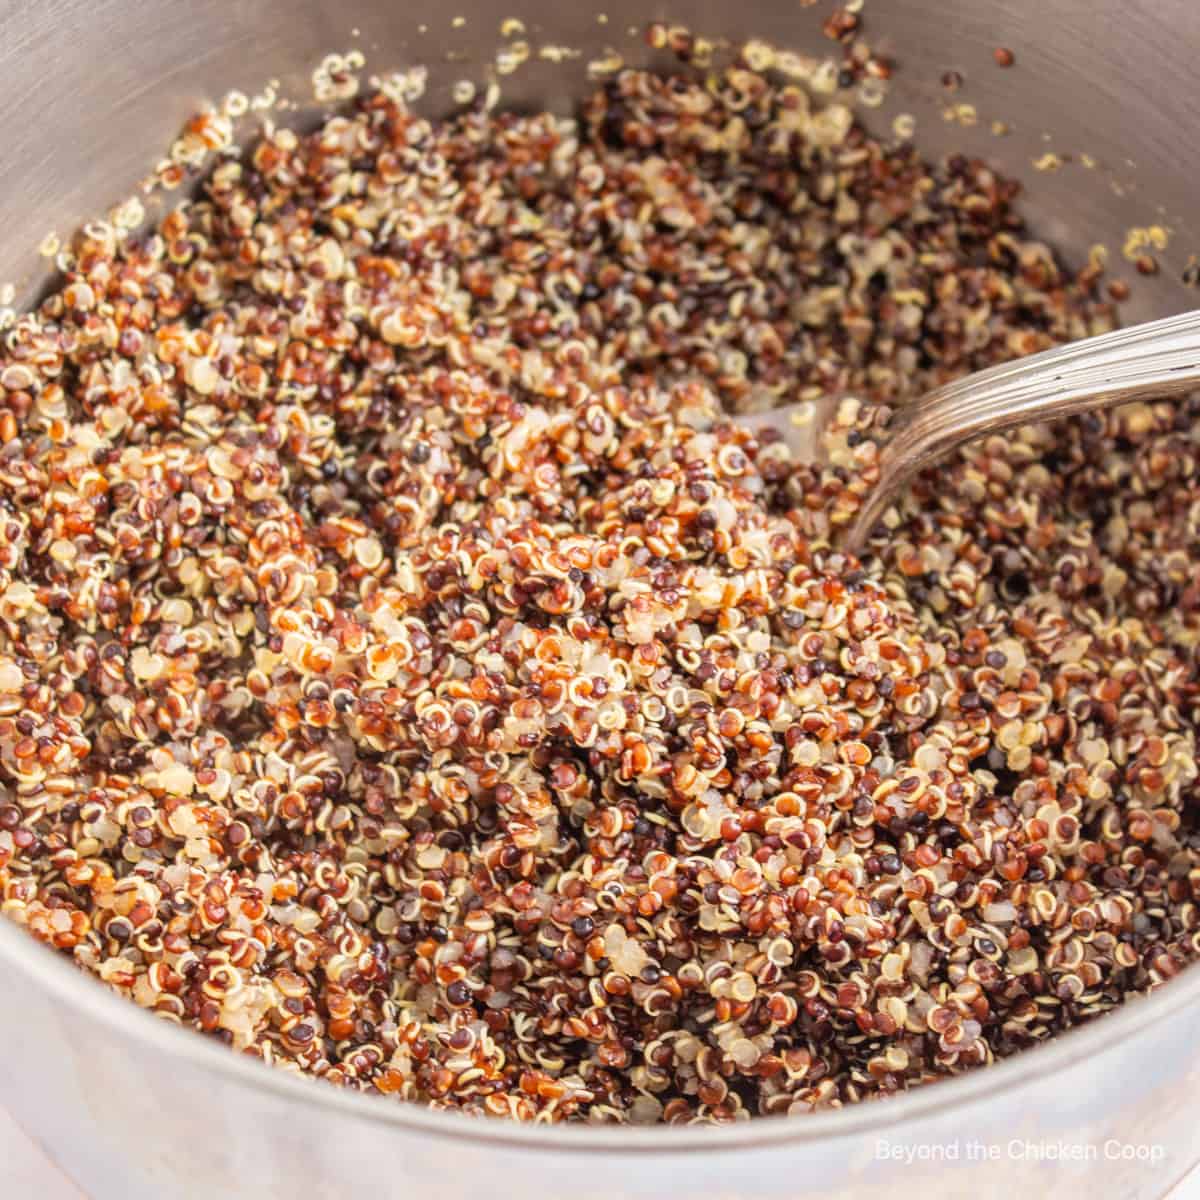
0,0,1196,323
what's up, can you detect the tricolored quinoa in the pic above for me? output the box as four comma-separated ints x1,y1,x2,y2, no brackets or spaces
1,54,1197,1126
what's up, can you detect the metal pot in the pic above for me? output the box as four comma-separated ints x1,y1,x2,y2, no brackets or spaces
1,2,1198,1197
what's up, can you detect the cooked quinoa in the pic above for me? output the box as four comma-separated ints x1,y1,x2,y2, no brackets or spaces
1,51,1198,1125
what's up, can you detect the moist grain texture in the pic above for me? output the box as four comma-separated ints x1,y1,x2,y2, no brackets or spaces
1,61,1196,1125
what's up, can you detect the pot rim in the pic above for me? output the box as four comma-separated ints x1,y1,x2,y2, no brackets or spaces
3,913,1198,1153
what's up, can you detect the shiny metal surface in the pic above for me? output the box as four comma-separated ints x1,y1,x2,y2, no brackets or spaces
2,0,1198,320
1,2,1200,1197
851,307,1200,547
757,309,1200,549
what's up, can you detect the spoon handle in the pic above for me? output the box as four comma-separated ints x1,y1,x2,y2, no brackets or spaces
845,309,1200,551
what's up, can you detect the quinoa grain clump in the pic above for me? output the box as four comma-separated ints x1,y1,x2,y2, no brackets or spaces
1,59,1198,1125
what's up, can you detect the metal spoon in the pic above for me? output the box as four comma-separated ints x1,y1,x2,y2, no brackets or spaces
734,309,1200,554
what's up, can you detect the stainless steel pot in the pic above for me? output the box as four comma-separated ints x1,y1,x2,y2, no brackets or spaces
2,2,1199,1197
